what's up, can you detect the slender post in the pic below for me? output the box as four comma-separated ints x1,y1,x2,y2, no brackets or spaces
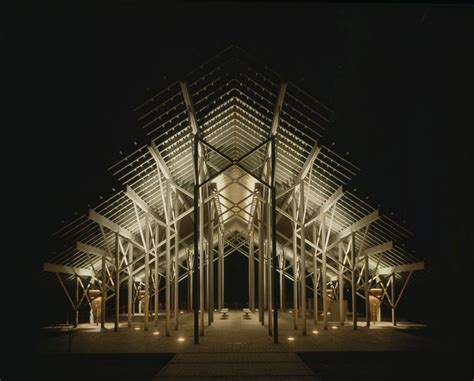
193,134,199,344
313,223,318,325
128,242,133,327
144,213,150,331
258,200,264,325
249,226,255,312
292,194,298,329
218,226,223,311
199,186,205,335
365,254,370,327
101,255,106,330
321,213,328,330
271,136,278,343
351,232,357,330
208,195,214,324
267,185,272,336
391,273,396,326
154,226,159,327
299,179,306,335
75,274,79,327
338,242,344,326
165,181,171,336
174,207,180,330
114,232,120,331
188,251,192,311
279,251,285,312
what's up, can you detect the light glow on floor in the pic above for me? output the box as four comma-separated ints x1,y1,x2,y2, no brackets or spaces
312,330,319,334
287,337,295,341
178,337,185,342
134,327,140,331
153,331,160,335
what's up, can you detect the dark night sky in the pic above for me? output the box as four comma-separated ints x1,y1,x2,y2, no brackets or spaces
8,2,471,373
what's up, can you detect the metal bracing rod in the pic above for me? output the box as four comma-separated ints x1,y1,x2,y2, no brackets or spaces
144,213,150,331
299,178,307,335
114,232,120,332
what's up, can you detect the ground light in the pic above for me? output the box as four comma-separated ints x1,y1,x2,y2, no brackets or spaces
134,327,140,331
180,311,184,314
332,326,338,330
312,330,319,334
153,331,160,335
177,337,185,342
287,337,295,341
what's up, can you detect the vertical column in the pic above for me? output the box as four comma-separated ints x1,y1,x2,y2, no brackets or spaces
199,186,205,336
188,251,192,312
165,181,171,336
249,225,255,312
279,251,285,312
321,213,328,330
144,214,150,331
193,135,199,344
267,185,272,336
391,273,396,326
292,195,298,329
338,242,344,326
351,232,357,330
218,227,223,311
75,274,79,327
299,179,306,335
174,206,180,330
313,223,318,325
114,232,120,331
128,242,133,327
365,254,370,327
258,200,264,325
101,255,106,330
208,198,214,325
271,136,278,343
154,226,159,327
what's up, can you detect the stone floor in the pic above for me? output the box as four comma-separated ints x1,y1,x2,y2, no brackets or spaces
38,310,439,380
39,310,436,354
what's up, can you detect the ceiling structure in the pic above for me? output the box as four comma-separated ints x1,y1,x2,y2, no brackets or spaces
43,46,424,340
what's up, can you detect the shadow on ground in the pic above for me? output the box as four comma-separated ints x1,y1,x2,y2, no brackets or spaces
35,353,175,381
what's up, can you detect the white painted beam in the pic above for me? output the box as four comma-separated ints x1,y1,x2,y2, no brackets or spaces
336,210,379,241
362,241,393,257
378,261,424,275
76,241,111,258
303,186,344,228
125,185,170,230
89,209,134,241
180,81,199,135
43,263,93,277
271,83,287,136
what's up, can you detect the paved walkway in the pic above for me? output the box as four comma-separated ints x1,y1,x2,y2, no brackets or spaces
39,310,436,379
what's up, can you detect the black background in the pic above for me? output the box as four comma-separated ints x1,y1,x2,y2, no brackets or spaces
6,2,472,379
